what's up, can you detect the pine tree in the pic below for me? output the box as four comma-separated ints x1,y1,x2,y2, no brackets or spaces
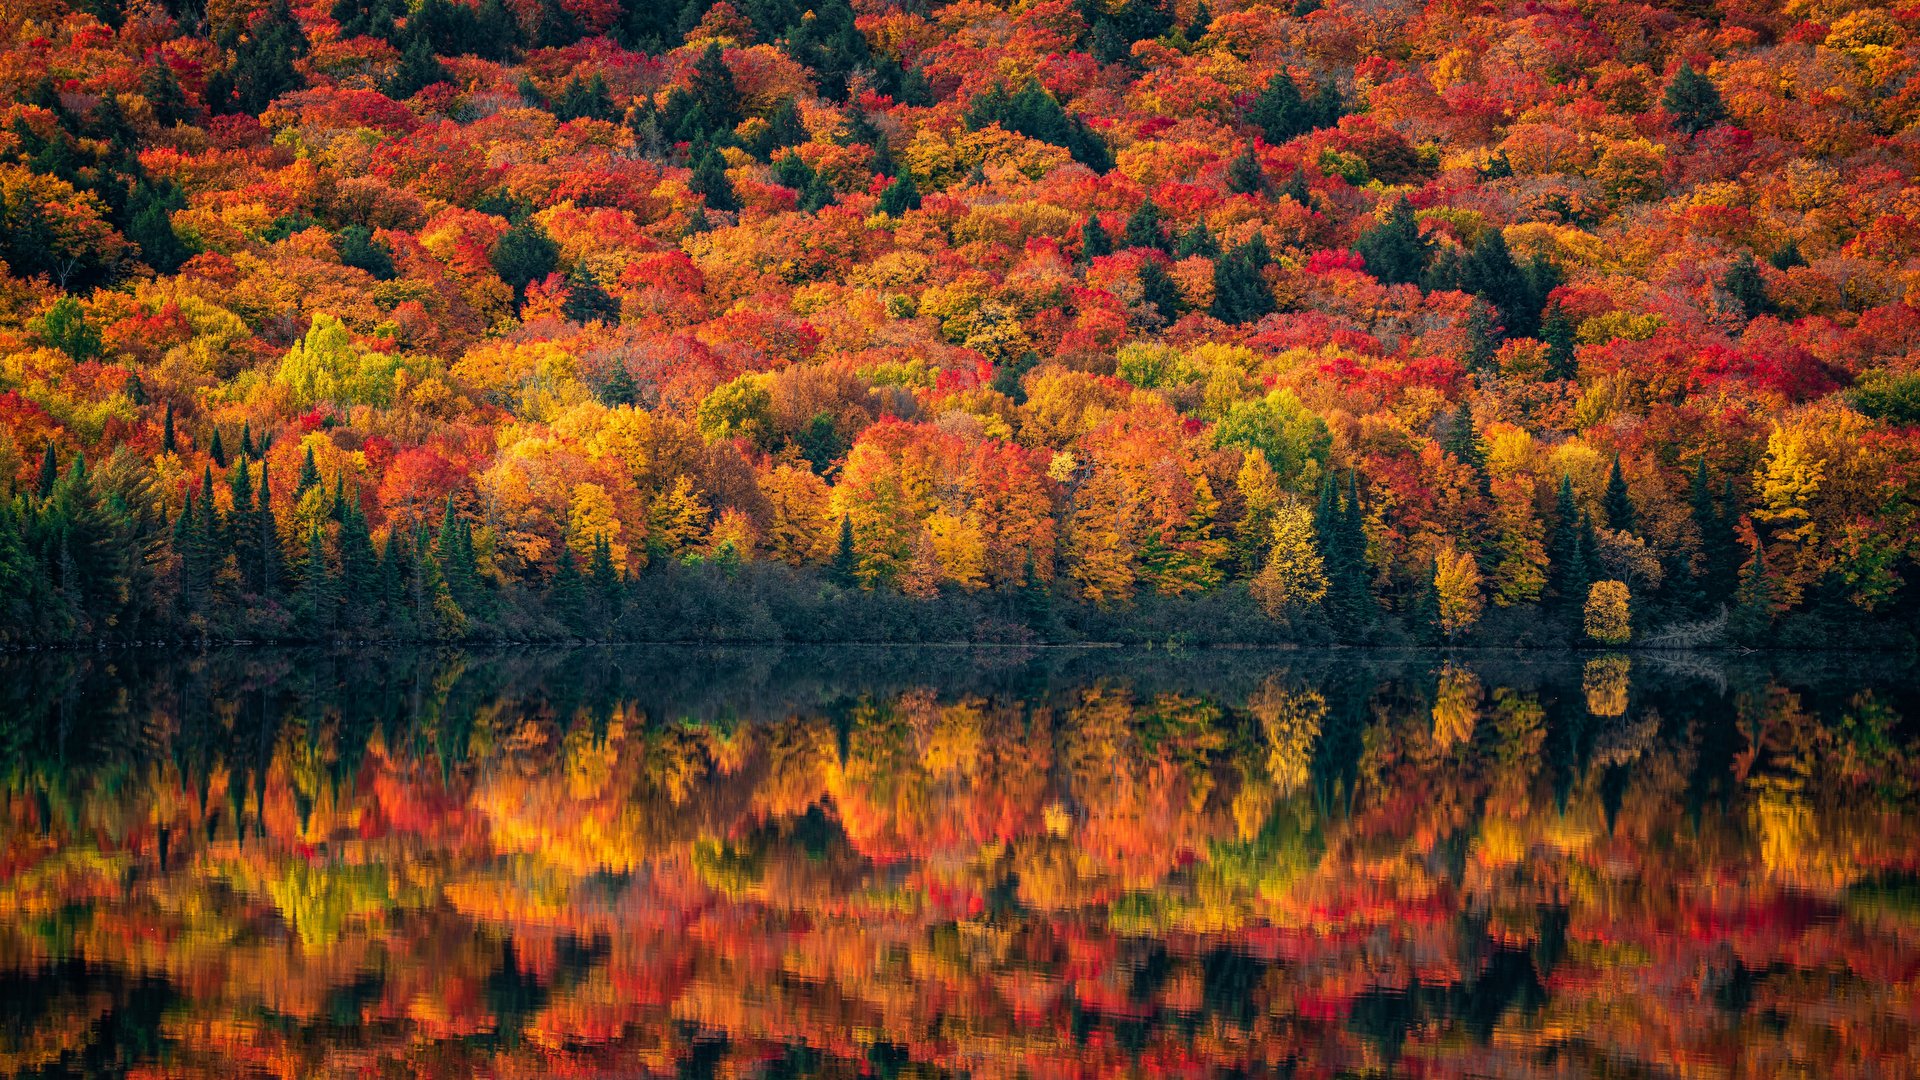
162,403,176,453
1723,252,1769,321
1663,62,1726,134
1769,241,1806,271
1729,540,1773,642
1081,214,1112,261
1602,455,1636,534
1353,197,1430,286
827,515,859,587
1123,196,1168,252
1458,227,1538,338
208,427,226,468
1016,550,1051,625
1138,258,1185,324
1248,72,1315,142
589,533,621,629
691,42,742,133
297,524,335,637
1226,141,1265,195
386,30,447,99
36,444,57,499
1442,401,1490,497
256,459,279,599
549,544,587,633
1175,221,1220,258
689,143,739,213
877,172,920,215
1211,237,1275,324
296,445,320,495
1546,475,1586,610
1541,301,1577,380
238,422,254,458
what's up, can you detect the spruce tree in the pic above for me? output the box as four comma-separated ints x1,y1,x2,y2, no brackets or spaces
550,544,587,633
1138,259,1186,324
1123,196,1168,252
827,515,859,587
589,534,621,628
1226,142,1265,195
1723,252,1769,321
1353,197,1430,286
1248,72,1311,142
256,459,279,599
1602,455,1636,534
296,445,320,495
162,403,176,453
1211,237,1275,324
1663,63,1726,134
689,143,739,213
877,172,920,215
1175,221,1220,259
1442,401,1490,497
297,523,336,636
208,427,226,468
1081,214,1112,261
1546,475,1584,609
1541,301,1577,381
36,444,57,499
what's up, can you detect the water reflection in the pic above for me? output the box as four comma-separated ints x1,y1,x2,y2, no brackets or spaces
2,647,1918,1077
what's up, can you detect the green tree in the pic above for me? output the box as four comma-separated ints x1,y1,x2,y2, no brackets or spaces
1663,63,1726,134
1226,141,1265,195
1602,455,1635,534
1353,198,1429,286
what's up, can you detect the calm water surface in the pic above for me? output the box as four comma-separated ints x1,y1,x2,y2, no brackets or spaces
3,646,1918,1077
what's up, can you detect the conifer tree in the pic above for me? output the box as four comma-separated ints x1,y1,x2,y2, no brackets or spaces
1541,301,1577,380
162,403,176,453
1602,455,1636,534
1353,198,1430,286
827,515,859,587
208,427,226,468
1123,196,1168,252
1663,63,1726,134
36,444,57,499
1081,214,1112,261
550,544,587,632
1226,141,1265,195
296,445,320,495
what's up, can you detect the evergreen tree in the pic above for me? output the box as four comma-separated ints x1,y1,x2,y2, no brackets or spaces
1442,401,1491,499
1123,196,1169,252
385,33,448,100
552,73,615,122
1723,252,1769,321
1226,141,1265,195
162,403,176,453
296,445,320,495
1283,168,1311,208
549,544,587,632
1541,300,1577,380
142,60,192,127
1455,227,1542,337
209,0,309,114
877,172,920,215
491,221,560,300
36,443,58,499
1211,236,1275,324
827,515,858,587
255,459,279,599
1353,197,1430,286
1546,475,1587,610
335,225,396,279
208,427,226,468
1728,540,1772,641
1602,455,1636,534
689,143,739,213
589,534,621,629
238,421,254,458
1769,241,1806,271
1016,550,1051,625
1248,72,1312,142
1663,63,1726,134
296,523,336,636
1138,258,1185,324
1081,214,1112,261
691,42,742,133
1408,555,1440,643
1175,221,1220,258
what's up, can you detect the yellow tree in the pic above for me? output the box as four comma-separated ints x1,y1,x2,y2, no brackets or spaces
1064,466,1138,606
567,482,631,575
1584,579,1631,644
1433,540,1485,639
1249,498,1327,618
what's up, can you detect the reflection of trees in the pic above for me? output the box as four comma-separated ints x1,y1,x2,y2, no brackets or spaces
1,648,1918,1077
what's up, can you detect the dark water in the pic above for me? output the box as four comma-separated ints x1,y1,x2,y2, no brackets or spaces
3,646,1919,1078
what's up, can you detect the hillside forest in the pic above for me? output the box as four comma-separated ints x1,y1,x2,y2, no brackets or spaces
2,0,1919,646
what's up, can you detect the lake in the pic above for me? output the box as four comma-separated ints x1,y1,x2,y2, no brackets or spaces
2,646,1918,1077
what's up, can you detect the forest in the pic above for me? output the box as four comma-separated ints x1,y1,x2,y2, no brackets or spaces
1,0,1918,646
